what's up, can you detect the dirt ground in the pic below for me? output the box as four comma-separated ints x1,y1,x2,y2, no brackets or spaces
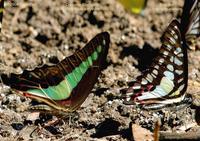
0,0,200,140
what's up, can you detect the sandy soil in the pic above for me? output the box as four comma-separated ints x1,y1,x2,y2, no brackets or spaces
0,0,200,140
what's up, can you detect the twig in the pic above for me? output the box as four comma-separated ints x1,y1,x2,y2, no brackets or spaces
159,130,200,141
154,118,161,141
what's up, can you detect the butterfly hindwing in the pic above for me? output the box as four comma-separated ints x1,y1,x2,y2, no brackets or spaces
1,32,110,113
123,20,188,109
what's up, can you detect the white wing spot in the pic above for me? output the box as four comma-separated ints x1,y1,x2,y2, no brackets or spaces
132,85,141,89
174,34,178,40
167,64,174,71
171,29,175,35
141,78,148,85
170,56,174,63
174,25,178,30
164,71,174,80
153,69,158,75
166,44,172,50
177,53,183,57
179,84,185,91
159,58,164,64
175,70,183,75
102,39,106,45
146,74,153,83
169,36,176,44
174,56,183,66
151,73,156,78
174,47,181,55
154,65,159,70
163,51,169,56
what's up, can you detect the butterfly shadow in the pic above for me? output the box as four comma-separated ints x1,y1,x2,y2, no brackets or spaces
193,106,200,125
91,118,132,140
120,42,159,72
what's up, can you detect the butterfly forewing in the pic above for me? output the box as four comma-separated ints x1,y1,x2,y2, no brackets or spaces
63,33,109,111
123,20,188,108
1,32,110,113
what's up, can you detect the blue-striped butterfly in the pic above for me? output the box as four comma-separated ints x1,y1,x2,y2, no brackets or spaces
122,0,200,109
1,32,110,115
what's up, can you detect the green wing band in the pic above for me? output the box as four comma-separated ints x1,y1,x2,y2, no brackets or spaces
27,46,102,100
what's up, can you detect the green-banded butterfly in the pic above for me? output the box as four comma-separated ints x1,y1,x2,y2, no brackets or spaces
1,32,110,115
122,0,200,109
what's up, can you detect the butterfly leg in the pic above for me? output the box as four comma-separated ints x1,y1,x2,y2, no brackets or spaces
63,111,79,127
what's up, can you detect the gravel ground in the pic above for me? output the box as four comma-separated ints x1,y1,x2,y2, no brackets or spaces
0,0,200,140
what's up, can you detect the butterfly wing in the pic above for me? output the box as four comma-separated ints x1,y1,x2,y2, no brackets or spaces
65,32,110,111
181,0,200,49
122,20,188,109
1,32,110,112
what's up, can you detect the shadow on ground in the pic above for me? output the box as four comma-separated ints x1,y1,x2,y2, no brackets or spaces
120,42,159,72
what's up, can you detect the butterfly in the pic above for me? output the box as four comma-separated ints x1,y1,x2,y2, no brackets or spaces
1,32,110,115
122,0,200,110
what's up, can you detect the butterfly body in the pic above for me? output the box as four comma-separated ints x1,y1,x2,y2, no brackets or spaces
1,32,110,115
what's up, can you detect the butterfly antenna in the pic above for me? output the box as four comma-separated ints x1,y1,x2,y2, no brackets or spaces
154,118,161,141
